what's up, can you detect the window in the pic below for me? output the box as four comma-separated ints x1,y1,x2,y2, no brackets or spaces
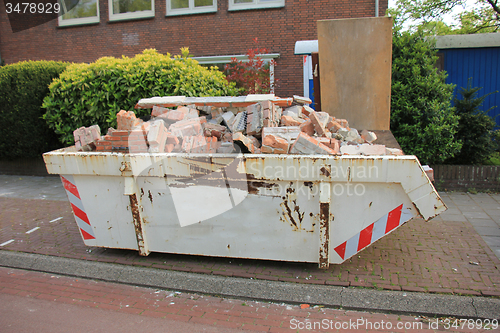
58,0,100,26
166,0,216,16
228,0,284,11
193,53,279,93
109,0,154,21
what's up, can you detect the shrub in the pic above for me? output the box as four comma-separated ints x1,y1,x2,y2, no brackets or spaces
43,48,238,145
444,81,498,165
390,30,462,165
0,60,69,159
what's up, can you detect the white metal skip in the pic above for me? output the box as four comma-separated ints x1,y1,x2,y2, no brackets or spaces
44,149,446,268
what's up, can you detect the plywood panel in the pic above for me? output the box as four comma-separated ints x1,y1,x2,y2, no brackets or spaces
317,17,392,130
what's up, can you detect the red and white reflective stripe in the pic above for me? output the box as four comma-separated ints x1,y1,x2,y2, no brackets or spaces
334,204,414,260
61,175,96,240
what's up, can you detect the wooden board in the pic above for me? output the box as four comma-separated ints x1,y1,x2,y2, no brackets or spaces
317,17,392,130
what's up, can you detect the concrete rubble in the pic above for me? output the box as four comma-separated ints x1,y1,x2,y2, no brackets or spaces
75,95,405,156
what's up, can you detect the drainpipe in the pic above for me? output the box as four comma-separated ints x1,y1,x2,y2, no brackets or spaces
375,0,379,17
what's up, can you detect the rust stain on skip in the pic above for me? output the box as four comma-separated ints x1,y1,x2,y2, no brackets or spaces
318,202,331,269
320,166,331,177
129,193,148,256
279,184,311,232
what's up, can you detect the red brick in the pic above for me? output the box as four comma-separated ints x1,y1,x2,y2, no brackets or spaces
309,111,330,137
299,118,315,136
147,120,168,153
280,115,302,126
233,132,255,153
117,110,142,131
151,105,171,117
169,117,206,138
289,132,337,155
327,119,343,133
203,123,226,139
261,134,289,154
337,119,349,128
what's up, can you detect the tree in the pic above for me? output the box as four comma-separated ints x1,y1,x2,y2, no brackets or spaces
390,29,462,164
444,80,498,164
392,0,500,34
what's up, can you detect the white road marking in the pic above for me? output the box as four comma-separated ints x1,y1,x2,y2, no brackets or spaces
0,239,15,246
26,227,40,234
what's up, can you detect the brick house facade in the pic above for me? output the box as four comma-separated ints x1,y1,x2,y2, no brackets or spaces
0,0,387,97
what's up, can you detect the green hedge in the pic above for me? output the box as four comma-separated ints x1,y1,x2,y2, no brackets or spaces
43,48,238,145
0,61,69,159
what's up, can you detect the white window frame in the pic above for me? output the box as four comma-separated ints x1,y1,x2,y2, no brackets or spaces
108,0,155,21
58,0,100,27
228,0,284,11
166,0,217,16
193,53,280,93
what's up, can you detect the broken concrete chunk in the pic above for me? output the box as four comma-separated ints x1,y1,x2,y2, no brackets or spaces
385,147,404,156
169,117,206,138
344,128,364,144
191,136,218,153
316,112,330,127
232,111,248,133
233,132,255,153
309,112,331,137
262,126,301,144
340,144,386,156
216,142,236,153
360,130,377,143
280,115,303,127
284,105,303,119
147,120,168,153
337,119,349,128
221,111,235,129
246,103,263,137
74,124,101,151
422,165,434,181
293,95,312,105
289,132,337,155
181,136,195,153
317,137,340,154
203,122,227,139
247,135,261,149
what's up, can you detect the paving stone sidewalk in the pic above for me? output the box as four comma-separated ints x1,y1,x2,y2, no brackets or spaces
1,266,491,333
0,191,499,297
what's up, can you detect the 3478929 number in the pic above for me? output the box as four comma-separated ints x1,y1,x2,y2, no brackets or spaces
5,2,61,14
442,318,498,330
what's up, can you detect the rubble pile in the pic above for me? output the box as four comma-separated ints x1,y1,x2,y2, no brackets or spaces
73,95,404,156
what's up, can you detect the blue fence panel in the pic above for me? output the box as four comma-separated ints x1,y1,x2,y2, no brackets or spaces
440,47,500,127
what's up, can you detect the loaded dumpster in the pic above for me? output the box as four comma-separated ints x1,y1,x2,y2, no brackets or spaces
43,17,446,269
43,95,446,269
